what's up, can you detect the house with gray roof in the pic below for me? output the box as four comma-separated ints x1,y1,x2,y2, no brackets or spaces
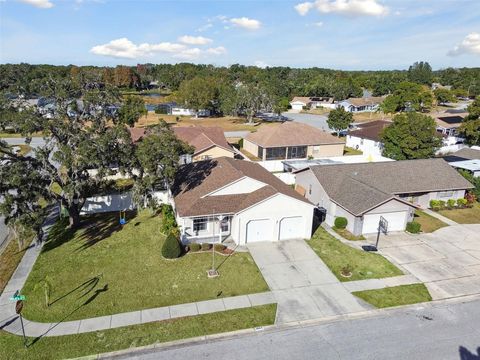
295,159,473,235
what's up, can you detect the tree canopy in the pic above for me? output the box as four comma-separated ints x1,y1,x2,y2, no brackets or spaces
458,97,480,145
434,88,456,106
380,112,442,160
380,82,433,113
408,61,433,85
327,107,353,134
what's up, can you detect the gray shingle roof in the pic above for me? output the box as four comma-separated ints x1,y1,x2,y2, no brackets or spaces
308,158,473,215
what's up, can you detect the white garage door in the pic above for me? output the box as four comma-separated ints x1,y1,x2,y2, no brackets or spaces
363,211,408,234
246,219,274,243
279,216,304,240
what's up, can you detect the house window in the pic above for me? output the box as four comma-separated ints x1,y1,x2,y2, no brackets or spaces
257,146,263,159
193,217,208,232
201,155,212,160
220,217,230,233
438,191,454,198
287,146,307,159
266,147,287,160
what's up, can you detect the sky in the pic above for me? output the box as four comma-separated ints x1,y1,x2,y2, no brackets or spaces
0,0,479,70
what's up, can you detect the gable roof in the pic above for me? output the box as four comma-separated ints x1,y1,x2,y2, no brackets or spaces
306,158,473,215
172,157,311,217
342,97,384,107
172,126,234,156
290,97,312,104
245,121,344,148
347,120,392,142
444,148,480,162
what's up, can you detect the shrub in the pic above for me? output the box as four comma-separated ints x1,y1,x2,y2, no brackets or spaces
438,200,446,209
457,198,468,208
429,199,440,210
447,199,456,209
160,204,178,235
214,243,226,252
406,221,421,234
161,232,182,259
334,217,348,229
465,192,476,204
201,243,212,251
189,243,201,252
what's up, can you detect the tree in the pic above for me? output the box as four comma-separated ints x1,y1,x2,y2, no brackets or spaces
408,61,433,85
465,96,480,121
380,82,433,113
176,77,216,117
132,121,193,209
380,112,442,160
237,83,273,124
458,97,480,145
0,79,138,228
327,107,353,134
273,97,290,115
434,88,456,106
118,96,147,126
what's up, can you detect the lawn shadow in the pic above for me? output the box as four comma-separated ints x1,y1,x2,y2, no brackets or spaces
49,274,103,306
41,218,76,253
214,245,239,273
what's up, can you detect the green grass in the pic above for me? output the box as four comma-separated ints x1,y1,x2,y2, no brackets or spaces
307,228,402,282
15,144,32,156
438,202,480,224
343,146,363,155
413,210,448,233
0,237,33,295
0,304,276,360
332,227,366,241
21,210,268,322
352,284,432,308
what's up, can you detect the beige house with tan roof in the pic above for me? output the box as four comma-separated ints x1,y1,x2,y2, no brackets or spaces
243,122,344,161
172,157,314,245
339,97,384,113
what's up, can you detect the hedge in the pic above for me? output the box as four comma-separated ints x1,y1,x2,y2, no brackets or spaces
334,217,348,229
406,221,421,234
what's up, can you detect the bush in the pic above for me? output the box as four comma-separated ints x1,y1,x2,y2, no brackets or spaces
429,199,440,210
334,217,348,229
160,204,178,236
465,192,476,204
214,243,226,252
201,243,212,251
457,198,468,208
447,199,456,209
161,232,182,259
438,200,446,209
406,221,421,234
189,243,201,252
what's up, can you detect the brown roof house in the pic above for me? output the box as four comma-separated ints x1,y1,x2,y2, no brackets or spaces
295,158,472,235
289,96,336,111
243,122,344,161
172,157,314,245
339,97,384,113
346,120,392,156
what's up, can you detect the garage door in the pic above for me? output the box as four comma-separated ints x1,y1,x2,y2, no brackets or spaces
246,219,274,243
363,212,408,234
279,216,304,240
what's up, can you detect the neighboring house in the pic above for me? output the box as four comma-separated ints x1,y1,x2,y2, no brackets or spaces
243,122,344,161
339,97,384,113
172,126,235,161
172,157,314,245
434,113,467,146
431,83,452,91
295,159,473,235
345,120,391,156
444,148,480,178
289,96,336,111
129,126,235,162
171,107,211,117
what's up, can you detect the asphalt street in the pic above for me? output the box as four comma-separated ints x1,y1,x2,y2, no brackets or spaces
112,298,480,360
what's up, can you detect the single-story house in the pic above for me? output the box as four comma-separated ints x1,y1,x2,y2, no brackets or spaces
345,120,391,156
289,96,336,111
243,122,344,161
444,148,480,177
170,106,211,117
172,157,314,245
338,97,384,113
295,159,473,235
173,126,235,161
129,126,235,162
290,97,312,111
434,113,467,145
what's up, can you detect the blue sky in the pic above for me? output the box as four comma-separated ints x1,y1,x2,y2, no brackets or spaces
1,0,479,70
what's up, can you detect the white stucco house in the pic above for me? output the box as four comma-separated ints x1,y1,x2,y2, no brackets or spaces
339,97,384,113
171,157,314,245
170,107,211,117
345,120,391,156
289,96,336,111
294,159,473,236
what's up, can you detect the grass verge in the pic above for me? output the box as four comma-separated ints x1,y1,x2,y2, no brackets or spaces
413,210,448,233
21,210,268,322
352,284,432,308
438,202,480,224
307,228,402,282
332,227,365,241
0,304,276,360
0,237,33,295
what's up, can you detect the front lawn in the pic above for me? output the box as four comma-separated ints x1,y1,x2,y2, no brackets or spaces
0,304,276,360
438,202,480,224
0,238,33,295
413,210,448,233
343,147,363,156
307,227,402,282
332,227,366,241
352,284,432,308
21,210,268,322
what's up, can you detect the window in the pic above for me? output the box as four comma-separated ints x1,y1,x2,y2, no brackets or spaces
438,191,454,198
312,146,320,154
287,146,307,159
257,146,263,159
201,155,212,160
266,147,287,160
220,217,230,233
193,217,208,232
308,184,312,195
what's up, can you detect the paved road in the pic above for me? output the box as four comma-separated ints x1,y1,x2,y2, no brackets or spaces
1,137,46,148
247,240,367,323
281,112,330,131
114,298,480,360
0,216,9,253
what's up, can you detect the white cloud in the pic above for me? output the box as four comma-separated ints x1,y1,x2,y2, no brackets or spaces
90,38,187,59
178,35,212,45
196,23,213,32
18,0,54,8
173,48,202,60
254,60,269,68
307,21,324,27
448,32,480,56
229,17,261,30
206,46,227,55
294,0,388,17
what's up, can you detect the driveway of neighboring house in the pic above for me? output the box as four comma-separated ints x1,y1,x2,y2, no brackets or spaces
281,112,331,131
247,239,368,324
367,224,480,300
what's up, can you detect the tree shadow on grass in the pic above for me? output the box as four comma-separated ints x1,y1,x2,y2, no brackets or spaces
49,274,103,307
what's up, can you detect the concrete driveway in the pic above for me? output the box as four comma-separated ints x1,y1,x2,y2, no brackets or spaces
248,240,368,323
368,224,480,300
281,112,331,131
